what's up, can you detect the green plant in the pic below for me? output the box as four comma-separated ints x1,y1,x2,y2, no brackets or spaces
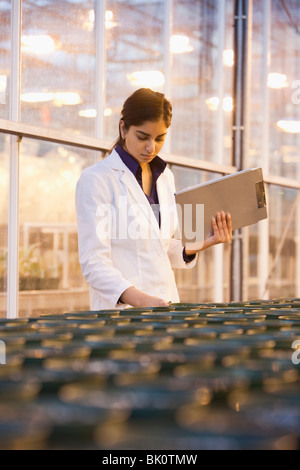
18,243,60,291
19,243,43,278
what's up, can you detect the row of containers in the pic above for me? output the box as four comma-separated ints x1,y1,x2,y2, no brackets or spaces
0,299,300,449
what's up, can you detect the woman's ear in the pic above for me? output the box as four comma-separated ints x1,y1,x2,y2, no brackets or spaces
119,120,126,139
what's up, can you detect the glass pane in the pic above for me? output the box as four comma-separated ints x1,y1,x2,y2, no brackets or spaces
269,0,300,179
0,134,9,317
19,137,101,316
268,186,297,299
0,1,10,119
171,165,207,192
172,166,229,302
170,0,234,164
105,0,234,164
105,0,165,144
21,0,97,136
249,0,300,179
246,186,298,300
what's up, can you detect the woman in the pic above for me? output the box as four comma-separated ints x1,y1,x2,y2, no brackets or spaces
75,88,232,310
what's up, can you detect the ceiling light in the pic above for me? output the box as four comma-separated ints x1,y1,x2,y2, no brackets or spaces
105,10,117,29
20,92,54,103
83,9,95,31
0,75,7,91
127,71,165,89
54,92,81,106
21,35,55,55
223,49,234,67
79,108,97,118
205,96,219,111
0,75,7,104
21,91,81,105
223,96,233,112
170,35,193,54
78,108,112,118
89,10,95,22
268,73,288,89
276,120,300,133
205,96,233,112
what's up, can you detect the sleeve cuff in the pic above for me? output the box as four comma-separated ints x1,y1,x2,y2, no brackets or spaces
182,247,196,263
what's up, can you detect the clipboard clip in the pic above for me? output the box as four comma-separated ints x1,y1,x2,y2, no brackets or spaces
256,181,267,209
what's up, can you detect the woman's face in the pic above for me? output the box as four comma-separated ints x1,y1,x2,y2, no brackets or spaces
120,118,168,165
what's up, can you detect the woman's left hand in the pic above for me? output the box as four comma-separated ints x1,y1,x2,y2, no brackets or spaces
185,211,232,255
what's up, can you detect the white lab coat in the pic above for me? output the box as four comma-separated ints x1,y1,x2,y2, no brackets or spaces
75,149,197,310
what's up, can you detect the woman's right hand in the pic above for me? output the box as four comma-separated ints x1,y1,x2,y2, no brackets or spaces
119,286,169,307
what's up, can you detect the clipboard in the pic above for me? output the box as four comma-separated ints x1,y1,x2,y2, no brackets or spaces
174,167,268,245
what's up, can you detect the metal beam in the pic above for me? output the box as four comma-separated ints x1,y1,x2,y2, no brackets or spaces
162,152,237,175
162,0,172,154
7,0,21,319
0,118,238,176
4,117,300,191
213,0,227,303
263,175,300,190
230,0,248,301
95,0,106,139
258,0,271,300
0,118,111,152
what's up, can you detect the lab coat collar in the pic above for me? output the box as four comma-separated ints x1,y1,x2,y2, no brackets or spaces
107,149,161,239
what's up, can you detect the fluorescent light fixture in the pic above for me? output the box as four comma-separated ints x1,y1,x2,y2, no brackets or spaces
105,10,113,21
83,9,95,31
277,120,300,133
0,75,7,91
127,70,165,88
205,96,233,112
21,35,55,54
20,92,54,103
223,49,234,67
223,96,233,112
205,96,219,111
104,107,112,116
0,75,7,104
170,35,193,54
54,92,81,106
21,91,81,105
79,108,97,118
89,10,95,22
105,10,117,29
268,73,288,89
78,108,112,118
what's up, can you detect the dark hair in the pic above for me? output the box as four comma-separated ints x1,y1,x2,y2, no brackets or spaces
113,88,172,150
